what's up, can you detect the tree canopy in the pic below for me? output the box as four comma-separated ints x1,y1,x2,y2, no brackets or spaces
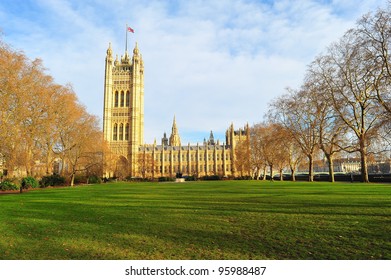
0,37,103,184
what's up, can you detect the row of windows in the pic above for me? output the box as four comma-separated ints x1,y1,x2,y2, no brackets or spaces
113,67,131,72
112,112,130,117
113,80,130,85
151,165,231,173
153,153,231,161
114,91,130,107
113,123,129,141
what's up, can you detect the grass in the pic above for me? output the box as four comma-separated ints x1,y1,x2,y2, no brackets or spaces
0,180,390,260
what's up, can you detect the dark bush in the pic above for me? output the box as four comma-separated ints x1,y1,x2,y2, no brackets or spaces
21,176,39,189
73,175,88,185
0,180,19,191
104,177,118,182
369,174,391,183
235,176,252,180
158,176,175,182
88,175,102,184
127,177,148,182
201,175,222,181
39,174,66,188
184,176,196,181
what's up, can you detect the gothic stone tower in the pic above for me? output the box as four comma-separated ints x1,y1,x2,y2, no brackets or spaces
103,42,144,177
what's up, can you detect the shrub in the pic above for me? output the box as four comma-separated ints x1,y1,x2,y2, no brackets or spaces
39,174,66,188
104,177,118,182
234,176,253,180
21,176,39,189
73,175,88,185
184,176,196,181
88,175,102,184
201,175,222,181
126,177,149,182
0,180,19,191
158,176,175,182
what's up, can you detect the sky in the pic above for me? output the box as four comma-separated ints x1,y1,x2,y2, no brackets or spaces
0,0,388,144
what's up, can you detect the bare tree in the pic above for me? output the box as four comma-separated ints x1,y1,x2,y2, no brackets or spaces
356,8,391,115
234,137,251,178
250,122,291,181
0,43,28,176
137,149,156,179
306,66,349,182
53,88,102,186
1,38,103,182
285,139,303,182
272,124,295,181
250,123,267,179
269,89,320,182
315,30,387,182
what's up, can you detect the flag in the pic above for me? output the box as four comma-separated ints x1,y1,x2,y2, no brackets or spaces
127,26,134,33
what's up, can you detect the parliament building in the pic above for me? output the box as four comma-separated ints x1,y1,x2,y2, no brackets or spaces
103,42,249,179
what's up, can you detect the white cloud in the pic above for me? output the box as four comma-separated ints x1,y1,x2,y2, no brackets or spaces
0,0,388,144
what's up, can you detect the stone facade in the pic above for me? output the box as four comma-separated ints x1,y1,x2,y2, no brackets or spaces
138,122,250,178
103,43,144,177
103,43,249,178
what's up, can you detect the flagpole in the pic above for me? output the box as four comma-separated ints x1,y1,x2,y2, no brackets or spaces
125,24,128,53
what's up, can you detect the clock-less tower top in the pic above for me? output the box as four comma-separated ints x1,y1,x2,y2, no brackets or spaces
103,42,144,177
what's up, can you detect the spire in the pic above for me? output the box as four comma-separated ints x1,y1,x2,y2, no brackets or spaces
169,115,181,146
106,42,112,57
208,130,215,145
162,132,168,146
105,42,113,65
133,42,139,55
122,50,130,64
172,115,178,134
132,42,140,66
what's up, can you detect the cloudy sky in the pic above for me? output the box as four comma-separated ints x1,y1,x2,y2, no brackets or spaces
0,0,388,144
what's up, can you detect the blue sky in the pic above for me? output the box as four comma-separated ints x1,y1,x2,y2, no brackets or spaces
0,0,388,144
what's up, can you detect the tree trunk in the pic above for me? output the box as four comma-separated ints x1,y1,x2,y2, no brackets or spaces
256,168,261,180
326,154,335,183
70,173,75,187
262,165,267,180
269,164,273,181
360,139,369,183
308,154,314,182
290,167,296,181
279,169,283,181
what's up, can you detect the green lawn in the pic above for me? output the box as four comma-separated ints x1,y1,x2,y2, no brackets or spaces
0,180,390,260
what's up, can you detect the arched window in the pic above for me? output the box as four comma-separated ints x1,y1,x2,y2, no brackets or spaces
126,91,130,107
125,123,129,141
119,123,124,140
114,91,119,107
113,123,118,141
120,91,125,107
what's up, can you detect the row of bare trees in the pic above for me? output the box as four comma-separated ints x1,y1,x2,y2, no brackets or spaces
234,122,303,181
244,7,391,183
0,38,104,185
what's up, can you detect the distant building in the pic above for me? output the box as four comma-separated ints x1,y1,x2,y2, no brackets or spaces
102,42,249,178
313,158,391,174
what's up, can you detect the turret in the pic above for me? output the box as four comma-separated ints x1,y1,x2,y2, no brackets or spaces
133,42,140,56
208,130,215,145
169,116,181,146
121,50,130,64
106,42,113,63
132,42,141,65
162,132,168,146
103,42,114,144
